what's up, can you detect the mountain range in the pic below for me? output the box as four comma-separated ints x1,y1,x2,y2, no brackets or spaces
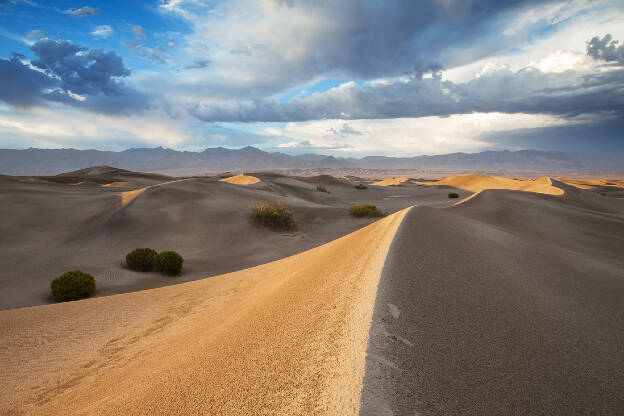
1,147,622,176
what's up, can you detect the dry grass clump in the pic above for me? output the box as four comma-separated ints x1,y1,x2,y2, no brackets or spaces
349,204,384,218
354,183,368,190
316,185,330,193
448,192,460,198
251,201,296,230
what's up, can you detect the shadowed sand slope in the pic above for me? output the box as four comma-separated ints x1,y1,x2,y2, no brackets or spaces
219,173,261,185
557,177,624,190
361,187,624,415
0,209,409,415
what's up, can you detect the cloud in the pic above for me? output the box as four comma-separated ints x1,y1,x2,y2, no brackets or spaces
130,25,147,38
125,39,167,64
587,34,624,65
186,34,624,124
0,53,57,106
64,6,98,18
26,29,46,38
157,0,582,99
0,39,149,114
91,25,113,38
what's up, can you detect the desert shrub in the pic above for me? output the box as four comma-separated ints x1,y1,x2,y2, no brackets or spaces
250,201,296,230
51,270,96,302
349,204,384,218
155,251,184,276
448,192,460,198
126,248,158,271
354,183,368,190
316,185,330,193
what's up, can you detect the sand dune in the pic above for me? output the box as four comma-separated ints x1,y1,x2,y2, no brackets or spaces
0,170,457,310
101,181,127,188
120,178,191,206
362,185,624,415
371,177,408,186
558,177,624,189
0,209,409,415
415,174,564,204
219,173,260,185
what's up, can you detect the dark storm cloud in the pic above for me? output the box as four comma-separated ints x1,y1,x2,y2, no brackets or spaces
0,53,56,106
0,39,149,113
587,34,624,65
190,65,624,123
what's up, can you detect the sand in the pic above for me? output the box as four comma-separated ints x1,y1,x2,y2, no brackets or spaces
0,208,409,415
120,178,191,206
101,181,127,187
219,173,260,185
557,177,624,189
0,170,457,310
415,174,564,204
361,185,624,415
371,177,408,187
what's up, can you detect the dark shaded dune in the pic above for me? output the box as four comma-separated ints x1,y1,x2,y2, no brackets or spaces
361,187,624,415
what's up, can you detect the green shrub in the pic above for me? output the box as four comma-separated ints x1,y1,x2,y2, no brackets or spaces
51,270,96,302
126,248,158,271
349,204,384,218
354,183,368,190
250,201,296,230
316,185,329,193
155,251,184,276
448,192,460,199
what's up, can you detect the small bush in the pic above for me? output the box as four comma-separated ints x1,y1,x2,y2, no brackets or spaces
354,183,368,190
126,248,158,271
250,201,296,230
155,251,184,276
448,192,459,199
51,270,96,302
316,185,330,193
349,204,384,218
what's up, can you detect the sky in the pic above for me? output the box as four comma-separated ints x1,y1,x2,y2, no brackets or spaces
0,0,623,157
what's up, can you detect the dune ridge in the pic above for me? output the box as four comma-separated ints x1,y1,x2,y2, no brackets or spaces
0,208,409,415
219,173,260,185
415,174,564,204
120,178,191,206
371,177,408,186
557,177,624,189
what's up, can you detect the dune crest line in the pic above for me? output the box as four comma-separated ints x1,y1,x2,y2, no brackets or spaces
0,207,410,415
120,178,192,206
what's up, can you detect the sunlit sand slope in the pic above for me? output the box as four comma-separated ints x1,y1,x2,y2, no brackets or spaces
219,173,260,185
557,177,624,190
416,174,563,204
371,177,408,186
0,208,409,415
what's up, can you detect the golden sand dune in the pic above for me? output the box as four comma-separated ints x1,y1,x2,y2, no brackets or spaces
371,177,409,186
219,174,260,185
557,178,624,190
416,174,563,204
0,209,409,415
101,181,127,187
120,179,191,206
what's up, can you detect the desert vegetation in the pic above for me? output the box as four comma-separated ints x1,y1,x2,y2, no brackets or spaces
349,204,384,218
50,270,96,302
316,185,330,193
448,192,460,198
250,201,296,231
354,183,368,190
126,248,158,271
155,251,184,276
